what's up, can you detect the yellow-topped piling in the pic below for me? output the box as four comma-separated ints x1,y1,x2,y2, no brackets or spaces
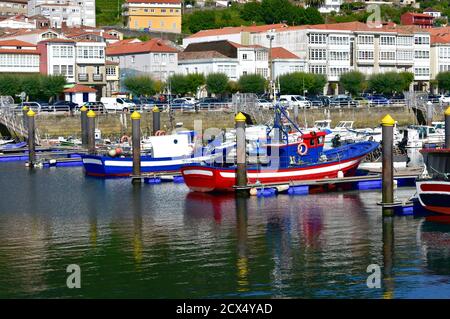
87,110,96,118
445,107,450,148
27,109,36,117
152,106,160,112
381,114,395,126
235,112,246,122
131,111,141,120
80,105,88,112
22,105,29,111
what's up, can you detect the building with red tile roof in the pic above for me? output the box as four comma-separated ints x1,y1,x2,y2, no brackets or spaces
106,38,178,82
401,12,434,29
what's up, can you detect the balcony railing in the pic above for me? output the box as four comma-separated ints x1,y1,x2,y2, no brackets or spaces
78,73,88,81
93,74,103,81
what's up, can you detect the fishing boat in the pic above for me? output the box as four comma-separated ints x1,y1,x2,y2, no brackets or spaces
81,131,220,177
181,106,379,193
416,148,450,215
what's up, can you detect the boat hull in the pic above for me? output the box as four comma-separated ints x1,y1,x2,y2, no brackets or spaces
181,156,364,192
416,180,450,215
82,155,187,177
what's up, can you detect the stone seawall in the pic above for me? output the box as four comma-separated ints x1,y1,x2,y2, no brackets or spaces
33,106,435,138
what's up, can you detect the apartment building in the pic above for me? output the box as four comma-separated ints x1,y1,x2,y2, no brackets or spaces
179,40,301,81
37,38,76,83
122,0,182,34
185,21,432,93
401,12,434,29
316,0,342,13
28,0,96,28
105,60,120,96
429,28,450,91
75,40,107,97
0,0,27,17
0,39,40,73
106,39,178,83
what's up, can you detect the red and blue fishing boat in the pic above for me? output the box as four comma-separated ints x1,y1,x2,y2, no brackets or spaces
81,131,224,177
181,105,379,193
416,148,450,215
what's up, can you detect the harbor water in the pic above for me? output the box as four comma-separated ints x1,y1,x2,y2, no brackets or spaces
0,162,450,298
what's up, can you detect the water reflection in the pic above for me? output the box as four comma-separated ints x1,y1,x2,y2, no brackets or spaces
420,219,450,276
1,163,450,298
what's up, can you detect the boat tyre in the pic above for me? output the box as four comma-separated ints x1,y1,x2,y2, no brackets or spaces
297,142,308,156
120,135,130,143
155,130,166,136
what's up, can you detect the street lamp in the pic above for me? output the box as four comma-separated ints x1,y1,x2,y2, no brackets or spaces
266,30,276,104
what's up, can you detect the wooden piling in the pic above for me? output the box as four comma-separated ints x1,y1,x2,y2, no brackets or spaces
235,112,248,195
22,105,29,132
80,105,88,148
381,114,395,217
131,111,141,183
87,110,96,155
152,106,160,135
27,108,36,167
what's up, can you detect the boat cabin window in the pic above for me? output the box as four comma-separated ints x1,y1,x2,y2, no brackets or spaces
318,136,324,145
310,138,315,146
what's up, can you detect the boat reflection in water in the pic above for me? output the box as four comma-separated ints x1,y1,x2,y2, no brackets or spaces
419,218,450,276
183,191,386,298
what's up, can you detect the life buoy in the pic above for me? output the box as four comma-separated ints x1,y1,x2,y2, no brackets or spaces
120,135,130,143
155,130,166,136
297,142,308,156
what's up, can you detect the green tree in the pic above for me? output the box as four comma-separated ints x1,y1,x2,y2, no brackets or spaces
21,74,43,100
186,73,205,95
206,73,229,96
339,71,366,96
40,75,67,102
184,10,217,34
305,7,324,24
168,74,190,96
436,71,450,93
240,1,264,23
368,72,412,95
238,74,266,94
279,72,326,95
0,74,22,97
123,75,155,97
398,72,414,92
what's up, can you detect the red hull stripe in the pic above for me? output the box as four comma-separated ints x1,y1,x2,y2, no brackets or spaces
424,205,450,215
420,184,450,193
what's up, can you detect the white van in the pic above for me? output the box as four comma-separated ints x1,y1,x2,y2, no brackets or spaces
278,95,311,109
100,97,136,112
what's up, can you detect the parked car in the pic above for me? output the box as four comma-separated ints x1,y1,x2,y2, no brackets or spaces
256,98,273,109
170,98,195,111
49,100,78,112
366,94,390,106
329,96,358,108
306,95,324,108
196,97,221,109
353,96,369,107
439,94,450,104
278,95,312,109
80,102,107,113
100,97,136,112
182,97,197,105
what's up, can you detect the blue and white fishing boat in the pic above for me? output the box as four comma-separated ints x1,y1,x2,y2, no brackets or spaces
81,131,226,177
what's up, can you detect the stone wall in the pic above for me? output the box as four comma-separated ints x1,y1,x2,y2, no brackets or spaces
32,106,440,139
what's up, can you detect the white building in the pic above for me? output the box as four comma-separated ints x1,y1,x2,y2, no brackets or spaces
0,39,40,73
184,21,432,93
37,38,76,83
317,0,342,13
429,28,450,91
179,40,302,82
28,0,96,28
106,38,179,83
423,7,442,19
